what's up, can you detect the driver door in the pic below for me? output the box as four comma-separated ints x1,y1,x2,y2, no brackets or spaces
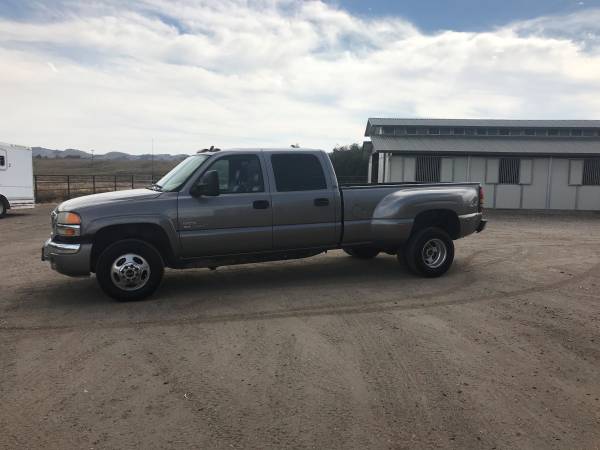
178,153,273,257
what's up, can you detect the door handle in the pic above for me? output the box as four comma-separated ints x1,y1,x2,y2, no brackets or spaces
253,200,270,209
314,198,329,207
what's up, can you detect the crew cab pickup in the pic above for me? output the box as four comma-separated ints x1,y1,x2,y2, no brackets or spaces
42,148,486,301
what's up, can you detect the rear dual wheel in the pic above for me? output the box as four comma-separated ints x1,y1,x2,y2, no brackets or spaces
401,227,454,277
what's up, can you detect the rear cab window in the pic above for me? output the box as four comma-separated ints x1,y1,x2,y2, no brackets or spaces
271,154,327,192
0,151,6,169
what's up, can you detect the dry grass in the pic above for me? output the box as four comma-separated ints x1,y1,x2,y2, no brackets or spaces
34,157,183,176
33,158,186,202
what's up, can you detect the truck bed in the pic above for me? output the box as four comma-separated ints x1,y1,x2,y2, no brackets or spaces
340,182,482,244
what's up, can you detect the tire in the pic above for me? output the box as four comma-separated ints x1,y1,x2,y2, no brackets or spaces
0,199,6,218
401,227,454,277
95,239,164,301
343,247,380,259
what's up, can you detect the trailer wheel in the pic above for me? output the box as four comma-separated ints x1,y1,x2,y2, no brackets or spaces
0,198,7,218
95,239,164,301
402,227,454,277
343,247,380,259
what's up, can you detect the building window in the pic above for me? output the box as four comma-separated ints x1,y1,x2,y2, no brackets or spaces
417,128,428,135
488,129,498,136
583,158,600,185
583,129,595,137
415,156,441,183
499,158,520,184
406,127,417,135
524,129,535,136
465,128,475,136
428,127,440,135
382,126,394,135
571,129,583,137
271,154,327,192
453,128,465,135
510,129,522,136
559,129,570,136
440,128,451,135
499,129,510,136
476,128,487,136
548,129,559,136
395,127,406,135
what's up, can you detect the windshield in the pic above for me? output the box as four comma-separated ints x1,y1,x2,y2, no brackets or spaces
154,155,210,192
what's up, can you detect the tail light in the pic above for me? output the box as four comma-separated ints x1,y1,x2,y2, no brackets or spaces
478,186,484,212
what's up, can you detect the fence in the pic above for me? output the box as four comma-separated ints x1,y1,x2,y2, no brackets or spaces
34,174,159,202
34,174,370,202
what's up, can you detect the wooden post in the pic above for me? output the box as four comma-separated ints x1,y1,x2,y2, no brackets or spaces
67,175,71,198
93,175,96,194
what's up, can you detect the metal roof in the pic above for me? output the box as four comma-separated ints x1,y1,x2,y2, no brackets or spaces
365,118,600,136
370,136,600,157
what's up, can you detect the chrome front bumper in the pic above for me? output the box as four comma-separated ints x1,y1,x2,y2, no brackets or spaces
42,238,92,277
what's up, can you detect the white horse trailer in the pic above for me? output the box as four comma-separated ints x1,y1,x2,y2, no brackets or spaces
0,142,35,217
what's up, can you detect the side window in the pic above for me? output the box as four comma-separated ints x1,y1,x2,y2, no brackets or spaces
415,156,441,182
583,158,600,186
271,154,327,192
0,151,5,170
205,154,264,194
499,158,520,184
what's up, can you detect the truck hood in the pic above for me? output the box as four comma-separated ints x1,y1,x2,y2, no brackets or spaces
58,189,162,211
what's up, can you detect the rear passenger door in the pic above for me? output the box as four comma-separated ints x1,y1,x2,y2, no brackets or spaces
268,152,337,249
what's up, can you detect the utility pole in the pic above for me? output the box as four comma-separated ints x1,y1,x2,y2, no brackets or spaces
151,139,155,183
91,149,94,171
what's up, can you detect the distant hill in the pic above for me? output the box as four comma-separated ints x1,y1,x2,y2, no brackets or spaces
32,147,188,161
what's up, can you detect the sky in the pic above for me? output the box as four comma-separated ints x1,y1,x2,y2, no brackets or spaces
1,0,600,154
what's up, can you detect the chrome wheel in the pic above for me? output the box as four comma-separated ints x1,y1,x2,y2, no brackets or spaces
421,238,447,269
110,253,151,291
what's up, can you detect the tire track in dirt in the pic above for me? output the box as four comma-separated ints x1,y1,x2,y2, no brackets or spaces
2,244,598,334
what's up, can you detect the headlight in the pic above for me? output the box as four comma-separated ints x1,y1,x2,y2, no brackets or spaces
55,212,81,237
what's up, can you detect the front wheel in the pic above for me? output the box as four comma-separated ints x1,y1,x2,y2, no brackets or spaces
96,239,164,301
401,227,454,277
0,200,6,218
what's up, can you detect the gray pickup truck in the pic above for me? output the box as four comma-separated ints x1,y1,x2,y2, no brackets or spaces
42,148,486,301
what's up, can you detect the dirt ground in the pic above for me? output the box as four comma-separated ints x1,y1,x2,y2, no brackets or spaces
1,205,599,449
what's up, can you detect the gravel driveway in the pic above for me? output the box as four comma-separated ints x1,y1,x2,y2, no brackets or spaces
1,206,599,449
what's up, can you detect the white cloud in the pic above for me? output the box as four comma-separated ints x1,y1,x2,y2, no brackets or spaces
1,1,600,154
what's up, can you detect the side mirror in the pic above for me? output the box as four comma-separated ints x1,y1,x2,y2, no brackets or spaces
191,170,220,197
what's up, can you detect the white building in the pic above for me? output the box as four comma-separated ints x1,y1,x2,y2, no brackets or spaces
365,119,600,211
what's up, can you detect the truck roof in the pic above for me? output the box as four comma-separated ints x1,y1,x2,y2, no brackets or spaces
197,147,326,155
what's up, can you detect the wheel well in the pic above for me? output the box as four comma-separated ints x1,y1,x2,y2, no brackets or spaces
412,209,460,240
0,195,9,210
91,223,174,272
